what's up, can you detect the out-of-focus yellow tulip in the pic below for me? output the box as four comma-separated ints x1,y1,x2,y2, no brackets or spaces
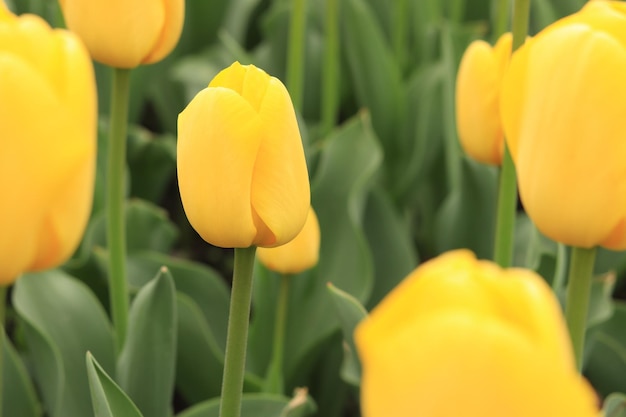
58,0,184,68
0,6,97,285
177,62,310,249
501,0,626,249
257,207,320,274
355,250,599,417
456,33,512,165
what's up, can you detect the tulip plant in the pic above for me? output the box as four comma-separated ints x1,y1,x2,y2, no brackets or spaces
3,0,626,417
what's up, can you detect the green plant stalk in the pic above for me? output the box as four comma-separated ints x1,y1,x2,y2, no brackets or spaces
264,274,291,394
565,246,597,372
492,0,510,40
219,247,257,417
492,0,529,267
286,0,307,113
552,243,568,291
321,0,339,136
107,68,132,352
449,0,465,23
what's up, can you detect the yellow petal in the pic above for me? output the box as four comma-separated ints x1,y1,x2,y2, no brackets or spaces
251,76,310,246
0,14,96,284
456,33,511,165
143,0,185,65
257,207,320,274
355,250,599,417
177,87,263,248
501,25,626,247
59,0,169,68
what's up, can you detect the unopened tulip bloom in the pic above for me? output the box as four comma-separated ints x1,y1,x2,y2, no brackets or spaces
177,62,310,249
355,250,599,417
501,0,626,249
58,0,184,68
456,33,512,165
0,5,97,285
257,207,320,274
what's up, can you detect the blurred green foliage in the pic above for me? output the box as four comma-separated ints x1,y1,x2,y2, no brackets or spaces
5,0,626,416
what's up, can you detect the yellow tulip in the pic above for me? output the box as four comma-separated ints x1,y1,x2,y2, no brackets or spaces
177,62,310,249
456,33,512,165
58,0,184,68
257,207,320,274
355,250,599,417
501,0,626,249
0,6,97,285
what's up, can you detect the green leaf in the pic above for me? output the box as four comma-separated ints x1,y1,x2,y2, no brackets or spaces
13,270,115,417
327,284,367,386
117,267,177,417
363,188,418,308
176,391,316,417
604,393,626,417
434,157,498,259
126,252,230,350
86,352,144,417
586,302,626,396
3,331,42,417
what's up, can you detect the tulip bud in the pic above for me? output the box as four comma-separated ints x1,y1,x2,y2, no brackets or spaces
456,32,512,165
58,0,184,68
177,62,310,249
257,207,320,274
0,7,97,284
355,250,599,417
501,0,626,249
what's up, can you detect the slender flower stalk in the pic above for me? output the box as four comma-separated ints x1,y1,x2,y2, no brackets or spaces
565,247,597,371
220,247,257,417
286,0,307,112
492,0,510,41
264,274,291,394
493,0,530,267
321,0,339,136
0,285,6,414
107,68,132,352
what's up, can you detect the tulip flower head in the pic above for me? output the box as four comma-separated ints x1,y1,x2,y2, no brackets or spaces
257,207,320,274
0,6,97,284
58,0,184,68
456,32,512,165
501,0,626,249
177,62,311,249
355,250,599,417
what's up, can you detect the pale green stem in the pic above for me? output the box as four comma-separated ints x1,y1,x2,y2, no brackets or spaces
565,246,597,372
492,0,510,41
219,247,257,417
321,0,339,136
552,243,568,291
264,274,291,394
287,0,307,113
107,68,131,352
493,0,529,267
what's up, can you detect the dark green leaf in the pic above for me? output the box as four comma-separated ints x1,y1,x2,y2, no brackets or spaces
117,267,177,417
13,270,115,417
3,330,42,417
86,352,144,417
327,284,367,386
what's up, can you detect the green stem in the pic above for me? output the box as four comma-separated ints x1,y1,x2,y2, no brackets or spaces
493,148,517,267
565,246,597,372
286,0,307,113
107,68,131,352
320,0,339,136
492,0,510,41
492,0,529,267
552,243,568,291
264,274,291,394
219,247,257,417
